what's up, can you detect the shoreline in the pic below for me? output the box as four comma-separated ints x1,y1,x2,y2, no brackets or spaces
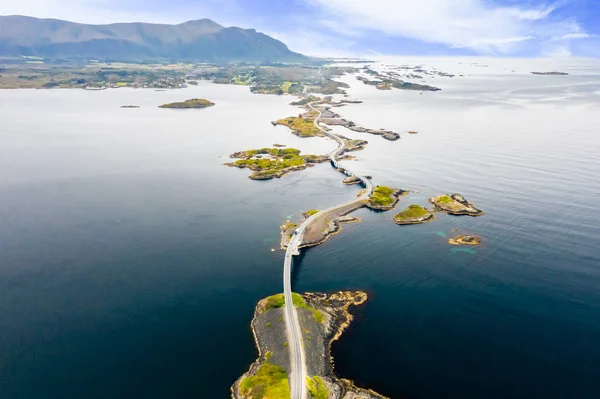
231,292,389,399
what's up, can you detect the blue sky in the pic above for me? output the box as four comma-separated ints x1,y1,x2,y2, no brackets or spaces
1,0,599,57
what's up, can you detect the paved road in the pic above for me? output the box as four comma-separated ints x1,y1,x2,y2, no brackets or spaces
283,96,373,399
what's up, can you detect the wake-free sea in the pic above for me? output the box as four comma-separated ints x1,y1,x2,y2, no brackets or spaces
1,57,599,398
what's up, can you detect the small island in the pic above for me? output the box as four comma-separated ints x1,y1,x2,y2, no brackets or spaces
120,105,140,108
365,186,407,211
531,71,568,76
225,147,327,180
342,175,372,185
392,204,434,225
449,235,481,245
429,193,484,216
158,98,215,108
231,291,389,399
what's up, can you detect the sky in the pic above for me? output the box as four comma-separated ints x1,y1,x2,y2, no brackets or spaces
1,0,599,57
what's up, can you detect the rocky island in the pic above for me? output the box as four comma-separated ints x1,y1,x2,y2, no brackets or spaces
429,193,484,216
231,291,389,399
226,148,327,180
366,186,407,211
449,235,481,245
158,98,215,108
392,204,434,225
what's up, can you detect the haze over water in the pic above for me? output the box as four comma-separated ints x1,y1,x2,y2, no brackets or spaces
1,57,600,398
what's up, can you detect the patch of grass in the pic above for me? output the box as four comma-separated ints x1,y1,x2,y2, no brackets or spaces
116,81,129,87
283,342,288,348
262,293,324,323
369,186,396,206
266,322,271,327
265,351,273,362
306,376,328,399
394,204,429,220
436,195,454,204
281,81,294,92
278,317,284,323
305,209,320,216
240,363,290,399
276,116,322,137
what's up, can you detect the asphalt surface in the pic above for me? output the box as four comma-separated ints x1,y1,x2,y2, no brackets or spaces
283,98,373,399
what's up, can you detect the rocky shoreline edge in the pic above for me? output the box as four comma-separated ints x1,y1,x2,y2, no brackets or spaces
429,193,484,216
230,291,389,399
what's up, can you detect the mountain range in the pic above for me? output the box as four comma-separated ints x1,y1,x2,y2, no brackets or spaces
0,15,308,63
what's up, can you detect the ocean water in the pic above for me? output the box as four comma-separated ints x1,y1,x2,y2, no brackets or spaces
1,58,600,398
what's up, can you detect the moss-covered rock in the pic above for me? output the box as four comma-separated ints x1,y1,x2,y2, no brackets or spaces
392,204,434,225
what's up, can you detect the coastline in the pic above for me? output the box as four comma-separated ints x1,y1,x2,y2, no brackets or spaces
231,292,390,399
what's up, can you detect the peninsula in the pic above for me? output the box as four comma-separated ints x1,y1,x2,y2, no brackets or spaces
231,291,389,399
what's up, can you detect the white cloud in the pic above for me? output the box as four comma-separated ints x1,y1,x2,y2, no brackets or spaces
306,0,586,54
552,32,592,40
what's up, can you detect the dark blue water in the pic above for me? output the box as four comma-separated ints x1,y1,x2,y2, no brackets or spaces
1,61,600,398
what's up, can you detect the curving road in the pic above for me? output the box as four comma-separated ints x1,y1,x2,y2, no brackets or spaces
283,97,373,399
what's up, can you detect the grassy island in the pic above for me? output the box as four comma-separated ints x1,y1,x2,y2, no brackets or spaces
226,147,327,180
366,185,406,210
276,116,323,137
158,98,214,108
393,204,434,225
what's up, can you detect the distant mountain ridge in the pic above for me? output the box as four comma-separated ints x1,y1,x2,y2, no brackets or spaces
0,15,308,63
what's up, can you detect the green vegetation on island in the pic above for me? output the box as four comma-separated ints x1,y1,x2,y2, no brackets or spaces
158,98,215,108
305,209,320,217
306,376,329,399
368,186,397,207
276,116,323,137
392,204,434,225
290,95,321,106
226,147,327,180
260,293,324,323
239,362,290,399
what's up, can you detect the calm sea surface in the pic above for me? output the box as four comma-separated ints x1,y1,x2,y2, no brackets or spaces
1,57,600,398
